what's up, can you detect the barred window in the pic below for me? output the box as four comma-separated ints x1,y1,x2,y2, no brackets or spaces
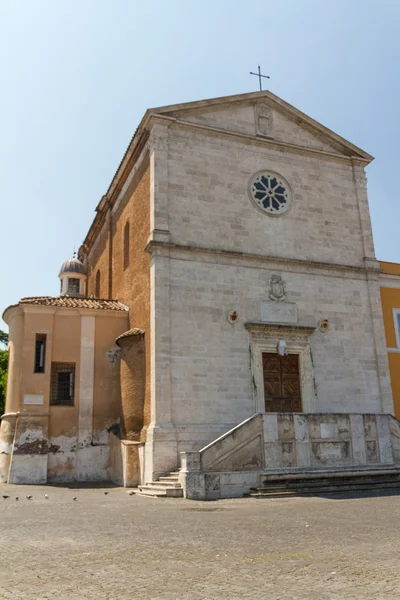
50,363,75,406
34,334,46,373
67,278,80,295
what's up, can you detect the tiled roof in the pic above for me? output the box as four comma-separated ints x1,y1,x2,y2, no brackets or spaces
20,296,128,312
115,328,145,345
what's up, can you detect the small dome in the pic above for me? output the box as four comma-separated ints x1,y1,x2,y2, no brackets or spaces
59,256,87,276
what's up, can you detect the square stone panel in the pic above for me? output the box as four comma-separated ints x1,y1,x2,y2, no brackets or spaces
311,441,351,467
364,415,378,441
277,414,294,441
366,440,378,464
281,442,294,468
205,473,220,492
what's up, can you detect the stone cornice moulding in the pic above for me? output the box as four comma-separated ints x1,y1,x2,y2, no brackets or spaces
2,304,22,325
20,305,58,316
164,116,370,166
379,274,400,288
146,90,372,162
245,322,316,342
145,240,381,277
1,411,50,419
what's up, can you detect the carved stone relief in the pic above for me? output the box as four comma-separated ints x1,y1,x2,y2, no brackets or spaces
268,274,287,302
107,348,121,367
255,104,273,137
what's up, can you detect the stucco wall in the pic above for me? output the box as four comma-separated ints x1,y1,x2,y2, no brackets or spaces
380,280,400,418
0,304,128,483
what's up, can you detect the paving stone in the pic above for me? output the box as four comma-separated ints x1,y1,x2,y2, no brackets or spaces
0,483,399,599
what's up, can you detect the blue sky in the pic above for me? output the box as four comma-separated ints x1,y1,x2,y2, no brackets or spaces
2,0,400,322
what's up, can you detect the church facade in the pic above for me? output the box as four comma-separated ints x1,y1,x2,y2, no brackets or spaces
2,91,399,495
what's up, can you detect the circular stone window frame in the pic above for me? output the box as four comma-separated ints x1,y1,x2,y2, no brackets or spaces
248,170,292,218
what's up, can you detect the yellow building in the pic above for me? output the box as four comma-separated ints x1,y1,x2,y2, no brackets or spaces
380,261,400,419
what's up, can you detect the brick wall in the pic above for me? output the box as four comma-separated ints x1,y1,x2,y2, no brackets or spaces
87,158,151,432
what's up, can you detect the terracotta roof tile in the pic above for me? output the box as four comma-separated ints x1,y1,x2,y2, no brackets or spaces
115,328,145,345
20,296,128,312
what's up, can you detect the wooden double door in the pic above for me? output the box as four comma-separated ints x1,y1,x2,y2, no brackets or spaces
262,352,302,413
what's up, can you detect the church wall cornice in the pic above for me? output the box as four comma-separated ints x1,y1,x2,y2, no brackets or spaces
145,240,381,279
150,113,370,167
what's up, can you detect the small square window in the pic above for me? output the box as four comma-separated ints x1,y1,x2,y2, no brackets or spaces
67,278,80,295
50,363,75,406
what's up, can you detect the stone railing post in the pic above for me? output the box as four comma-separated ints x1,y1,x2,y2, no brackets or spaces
179,451,205,500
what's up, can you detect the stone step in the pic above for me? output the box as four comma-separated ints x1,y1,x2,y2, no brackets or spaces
145,481,182,489
260,466,400,482
158,475,180,483
136,468,183,498
258,475,400,489
138,485,183,498
250,480,400,498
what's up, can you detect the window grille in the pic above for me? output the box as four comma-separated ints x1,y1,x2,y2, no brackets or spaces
50,363,75,406
67,278,80,295
34,334,46,373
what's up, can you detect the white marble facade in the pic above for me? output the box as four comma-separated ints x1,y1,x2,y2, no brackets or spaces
143,92,393,480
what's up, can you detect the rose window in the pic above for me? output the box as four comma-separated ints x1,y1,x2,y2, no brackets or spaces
249,172,291,216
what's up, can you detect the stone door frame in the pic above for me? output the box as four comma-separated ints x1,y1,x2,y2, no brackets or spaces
245,323,316,414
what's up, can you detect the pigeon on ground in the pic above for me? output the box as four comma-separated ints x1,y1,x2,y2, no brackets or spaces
44,494,49,499
26,495,33,500
73,497,77,501
15,497,19,501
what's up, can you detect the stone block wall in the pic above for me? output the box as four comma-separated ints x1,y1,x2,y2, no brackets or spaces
166,126,373,266
180,412,400,499
147,113,391,479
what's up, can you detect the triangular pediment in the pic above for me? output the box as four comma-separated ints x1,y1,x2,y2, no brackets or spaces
148,91,372,162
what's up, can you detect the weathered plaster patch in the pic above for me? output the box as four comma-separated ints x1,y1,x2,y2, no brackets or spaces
92,429,110,446
48,434,77,453
14,439,48,455
0,441,13,455
107,347,121,367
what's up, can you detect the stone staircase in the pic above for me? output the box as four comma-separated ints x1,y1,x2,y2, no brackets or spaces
137,471,183,498
249,466,400,498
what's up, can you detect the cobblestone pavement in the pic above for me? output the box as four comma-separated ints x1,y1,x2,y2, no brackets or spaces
0,484,399,599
